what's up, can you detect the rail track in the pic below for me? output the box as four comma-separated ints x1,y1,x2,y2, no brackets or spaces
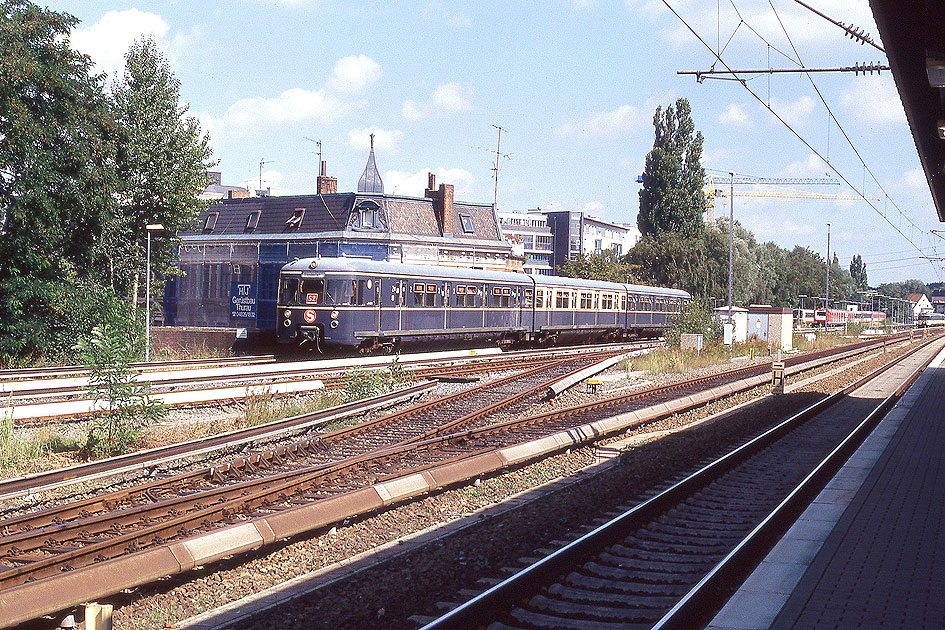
0,334,927,626
422,336,944,630
1,343,658,422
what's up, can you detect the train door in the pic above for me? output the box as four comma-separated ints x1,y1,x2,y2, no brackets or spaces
381,279,405,333
444,282,452,330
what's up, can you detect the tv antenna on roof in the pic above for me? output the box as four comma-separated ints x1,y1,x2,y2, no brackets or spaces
304,137,323,166
490,124,511,210
259,158,273,193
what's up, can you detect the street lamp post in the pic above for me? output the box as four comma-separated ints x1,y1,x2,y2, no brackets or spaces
145,224,165,362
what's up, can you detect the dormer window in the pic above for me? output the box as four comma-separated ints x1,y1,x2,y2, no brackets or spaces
245,210,260,232
203,212,219,232
286,208,305,230
355,200,380,229
459,213,475,234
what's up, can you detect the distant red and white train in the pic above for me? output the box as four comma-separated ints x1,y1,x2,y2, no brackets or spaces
794,308,886,327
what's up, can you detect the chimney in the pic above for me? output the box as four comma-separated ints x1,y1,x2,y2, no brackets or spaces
317,160,337,194
228,189,251,199
425,179,455,237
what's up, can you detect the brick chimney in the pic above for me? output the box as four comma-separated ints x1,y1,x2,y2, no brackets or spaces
317,160,337,194
425,173,454,237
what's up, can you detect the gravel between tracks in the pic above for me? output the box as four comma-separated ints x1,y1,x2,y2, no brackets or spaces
42,340,916,630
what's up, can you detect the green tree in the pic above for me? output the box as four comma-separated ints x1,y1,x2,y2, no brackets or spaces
665,299,722,346
557,249,637,283
849,254,868,292
638,98,706,237
877,279,930,300
0,0,118,358
108,37,216,296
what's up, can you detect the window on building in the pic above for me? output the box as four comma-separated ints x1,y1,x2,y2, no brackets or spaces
203,212,219,233
286,208,305,229
245,211,260,232
459,214,475,234
594,239,602,254
357,201,379,228
536,235,552,250
615,244,622,256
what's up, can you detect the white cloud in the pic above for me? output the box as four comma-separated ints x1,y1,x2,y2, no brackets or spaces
401,83,473,120
327,54,382,93
347,126,405,153
780,153,831,178
205,88,355,139
384,167,475,197
769,95,816,127
556,103,651,138
840,75,905,125
69,9,170,79
718,103,749,126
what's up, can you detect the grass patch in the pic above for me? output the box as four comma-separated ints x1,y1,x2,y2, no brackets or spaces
0,414,81,471
628,340,776,375
241,390,347,428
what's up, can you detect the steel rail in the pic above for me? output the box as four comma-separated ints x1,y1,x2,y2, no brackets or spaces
0,337,931,625
0,356,602,549
0,355,276,381
0,337,898,581
651,341,939,629
420,337,941,630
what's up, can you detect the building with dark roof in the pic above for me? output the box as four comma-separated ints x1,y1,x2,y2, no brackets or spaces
167,150,512,333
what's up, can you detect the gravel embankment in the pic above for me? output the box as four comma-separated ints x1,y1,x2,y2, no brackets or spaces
83,340,927,630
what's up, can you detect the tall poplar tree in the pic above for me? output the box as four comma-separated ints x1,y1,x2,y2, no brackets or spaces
849,254,868,291
637,98,706,238
107,37,215,296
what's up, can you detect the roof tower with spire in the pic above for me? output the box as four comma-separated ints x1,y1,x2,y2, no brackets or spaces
357,133,384,194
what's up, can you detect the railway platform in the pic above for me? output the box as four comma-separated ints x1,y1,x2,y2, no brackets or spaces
708,344,945,630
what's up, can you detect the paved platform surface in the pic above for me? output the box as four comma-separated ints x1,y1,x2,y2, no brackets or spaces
709,344,945,630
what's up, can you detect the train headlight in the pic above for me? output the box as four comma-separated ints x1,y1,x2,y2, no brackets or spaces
330,310,339,319
283,319,292,327
309,260,318,269
330,320,339,329
283,310,291,319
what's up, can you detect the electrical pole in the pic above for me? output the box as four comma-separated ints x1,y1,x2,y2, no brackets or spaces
825,222,831,310
259,158,273,193
728,171,734,319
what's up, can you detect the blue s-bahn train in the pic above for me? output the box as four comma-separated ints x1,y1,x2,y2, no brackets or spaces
277,258,691,352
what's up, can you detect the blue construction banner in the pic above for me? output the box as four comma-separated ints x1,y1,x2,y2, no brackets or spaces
230,282,258,320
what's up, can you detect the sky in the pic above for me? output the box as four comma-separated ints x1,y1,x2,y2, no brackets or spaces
44,0,945,286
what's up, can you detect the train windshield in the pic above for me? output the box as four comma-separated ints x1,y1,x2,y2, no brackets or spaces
280,277,324,305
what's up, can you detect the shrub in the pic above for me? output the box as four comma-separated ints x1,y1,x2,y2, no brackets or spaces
75,302,165,458
665,300,722,347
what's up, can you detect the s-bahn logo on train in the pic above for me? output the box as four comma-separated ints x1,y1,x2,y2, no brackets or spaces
303,309,317,323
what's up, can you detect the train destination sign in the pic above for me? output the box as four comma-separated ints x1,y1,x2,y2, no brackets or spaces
230,282,257,320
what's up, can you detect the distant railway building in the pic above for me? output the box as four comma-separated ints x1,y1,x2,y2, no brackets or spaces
167,144,511,334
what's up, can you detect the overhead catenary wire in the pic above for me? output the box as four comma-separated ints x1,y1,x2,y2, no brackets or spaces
662,0,942,283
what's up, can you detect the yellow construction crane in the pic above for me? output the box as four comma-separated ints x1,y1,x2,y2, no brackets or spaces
705,186,880,222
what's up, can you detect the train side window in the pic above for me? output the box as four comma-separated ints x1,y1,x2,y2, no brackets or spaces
524,289,533,308
621,294,627,310
280,278,299,304
555,290,570,309
425,284,437,307
413,283,425,307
